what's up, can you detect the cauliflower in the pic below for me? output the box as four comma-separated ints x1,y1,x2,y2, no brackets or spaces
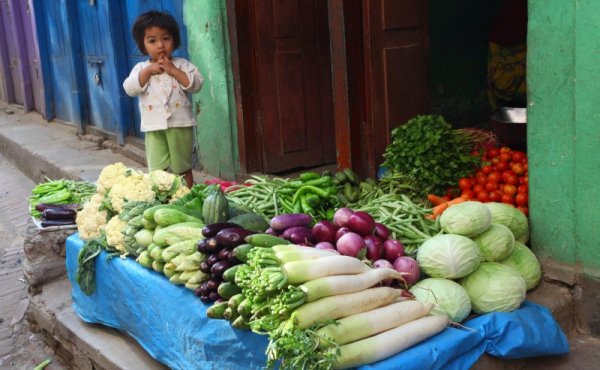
108,171,156,213
105,215,128,253
96,162,130,195
169,184,191,203
150,170,185,202
76,194,109,241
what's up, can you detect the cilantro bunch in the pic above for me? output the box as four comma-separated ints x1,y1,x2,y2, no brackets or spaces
382,115,482,195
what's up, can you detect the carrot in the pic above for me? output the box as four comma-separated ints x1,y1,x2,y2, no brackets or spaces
427,196,468,219
427,194,447,206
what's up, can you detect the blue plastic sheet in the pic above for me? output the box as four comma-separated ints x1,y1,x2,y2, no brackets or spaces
66,234,569,370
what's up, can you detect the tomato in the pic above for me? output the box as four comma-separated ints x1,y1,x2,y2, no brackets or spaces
446,187,461,198
496,161,510,172
487,171,502,183
473,184,485,194
489,190,503,202
517,184,528,194
481,165,493,175
517,206,529,216
458,178,472,190
512,151,526,163
484,181,498,192
503,184,517,196
499,146,512,154
523,162,528,171
475,170,485,178
522,175,528,185
501,193,515,205
511,163,525,176
461,189,475,200
499,152,512,163
515,193,528,206
487,147,500,158
502,170,518,185
476,191,490,202
475,175,487,186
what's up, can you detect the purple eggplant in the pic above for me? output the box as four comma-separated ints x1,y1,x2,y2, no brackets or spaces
215,228,256,248
42,207,76,220
269,213,312,231
202,222,242,238
282,226,315,245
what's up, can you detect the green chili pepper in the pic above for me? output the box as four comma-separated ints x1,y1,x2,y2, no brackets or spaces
292,185,331,204
300,195,314,214
299,172,321,181
35,188,71,204
305,193,320,208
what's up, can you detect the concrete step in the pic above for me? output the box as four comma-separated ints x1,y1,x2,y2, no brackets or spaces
28,278,167,370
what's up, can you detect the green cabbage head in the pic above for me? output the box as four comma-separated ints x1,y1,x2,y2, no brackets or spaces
461,262,526,314
472,223,515,262
417,234,481,279
410,278,472,323
484,202,530,243
440,201,491,237
500,241,542,290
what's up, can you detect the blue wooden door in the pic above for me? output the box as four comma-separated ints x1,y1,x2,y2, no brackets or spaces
120,0,187,138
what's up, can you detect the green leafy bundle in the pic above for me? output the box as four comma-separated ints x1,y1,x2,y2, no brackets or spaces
382,115,482,195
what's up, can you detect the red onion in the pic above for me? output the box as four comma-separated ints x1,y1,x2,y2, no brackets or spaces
373,223,391,240
347,211,376,236
372,259,395,285
363,235,383,261
392,256,420,285
312,221,338,243
333,207,354,228
314,241,338,253
383,239,405,262
335,232,366,258
335,227,351,241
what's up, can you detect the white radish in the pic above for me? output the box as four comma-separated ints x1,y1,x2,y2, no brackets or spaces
333,315,450,369
317,300,434,347
272,244,337,254
283,255,371,284
300,268,403,302
291,287,401,329
275,249,336,264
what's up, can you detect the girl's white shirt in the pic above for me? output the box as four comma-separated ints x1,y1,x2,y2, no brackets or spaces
123,57,203,132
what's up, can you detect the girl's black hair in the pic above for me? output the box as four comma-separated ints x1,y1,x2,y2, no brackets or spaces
132,10,181,55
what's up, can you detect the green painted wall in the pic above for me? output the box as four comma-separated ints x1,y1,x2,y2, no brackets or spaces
184,0,238,180
428,0,502,127
528,0,600,271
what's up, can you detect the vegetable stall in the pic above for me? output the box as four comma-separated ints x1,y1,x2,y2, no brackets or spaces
35,115,568,369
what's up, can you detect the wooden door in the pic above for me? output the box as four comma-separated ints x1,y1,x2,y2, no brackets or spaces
362,0,429,176
18,0,45,113
237,0,336,174
0,0,27,106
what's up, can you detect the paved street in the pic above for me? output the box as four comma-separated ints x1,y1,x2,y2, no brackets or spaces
0,152,66,369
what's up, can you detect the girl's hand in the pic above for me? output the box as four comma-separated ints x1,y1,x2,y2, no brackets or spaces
158,54,176,76
145,62,164,76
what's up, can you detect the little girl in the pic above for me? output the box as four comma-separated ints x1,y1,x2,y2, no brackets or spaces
123,10,203,187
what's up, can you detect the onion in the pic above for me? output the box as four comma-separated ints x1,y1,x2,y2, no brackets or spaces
363,235,383,261
373,259,395,285
373,223,391,240
335,227,351,241
314,241,338,253
347,211,376,236
312,221,338,243
383,239,405,262
333,207,354,228
392,256,420,285
335,232,366,258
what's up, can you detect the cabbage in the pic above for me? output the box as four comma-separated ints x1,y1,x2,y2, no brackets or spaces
410,278,472,323
472,223,515,262
461,262,526,314
440,201,492,237
417,234,481,279
500,241,542,290
484,202,530,243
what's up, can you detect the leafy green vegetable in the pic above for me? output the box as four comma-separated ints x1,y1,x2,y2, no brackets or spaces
75,234,106,295
382,115,482,195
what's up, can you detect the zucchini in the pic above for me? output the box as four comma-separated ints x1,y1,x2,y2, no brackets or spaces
207,301,229,319
244,234,291,248
134,229,154,247
154,208,203,227
227,213,269,233
143,204,203,222
217,282,242,300
232,244,253,263
202,187,229,224
222,264,241,282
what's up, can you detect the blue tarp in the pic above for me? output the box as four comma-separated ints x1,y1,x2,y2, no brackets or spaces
66,234,569,370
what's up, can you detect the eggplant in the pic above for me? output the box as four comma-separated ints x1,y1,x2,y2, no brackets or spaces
42,207,77,220
197,239,209,253
202,222,242,238
217,248,232,261
206,279,221,292
210,261,231,279
35,203,79,213
282,226,315,244
269,213,312,231
204,237,221,253
215,228,256,248
200,295,212,304
208,291,221,302
41,219,76,228
207,253,220,267
199,261,211,274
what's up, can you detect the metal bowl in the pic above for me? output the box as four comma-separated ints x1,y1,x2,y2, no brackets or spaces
491,107,527,150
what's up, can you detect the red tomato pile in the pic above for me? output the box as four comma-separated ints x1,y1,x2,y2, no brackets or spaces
450,147,529,215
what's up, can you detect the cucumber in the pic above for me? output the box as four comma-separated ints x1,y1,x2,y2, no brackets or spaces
232,244,253,263
142,217,157,230
244,234,291,248
237,298,253,317
223,307,237,322
217,282,242,300
207,301,229,319
227,213,269,233
154,208,203,227
227,293,245,311
231,316,250,330
143,204,203,222
222,264,241,282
